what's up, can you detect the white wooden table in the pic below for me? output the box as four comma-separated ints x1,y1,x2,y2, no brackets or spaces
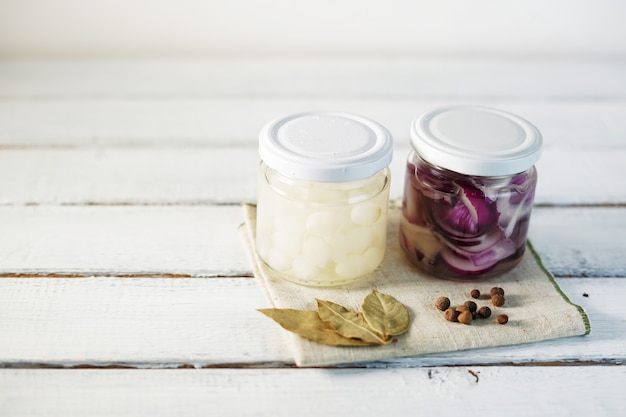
1,58,625,416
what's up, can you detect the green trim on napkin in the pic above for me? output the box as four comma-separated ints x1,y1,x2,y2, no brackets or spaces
527,240,591,335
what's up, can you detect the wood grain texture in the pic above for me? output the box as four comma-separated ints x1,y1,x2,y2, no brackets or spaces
0,278,290,367
0,148,260,205
1,367,624,417
530,208,626,277
0,206,250,276
0,277,621,367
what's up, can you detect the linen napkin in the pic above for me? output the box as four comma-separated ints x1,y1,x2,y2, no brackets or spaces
240,203,590,367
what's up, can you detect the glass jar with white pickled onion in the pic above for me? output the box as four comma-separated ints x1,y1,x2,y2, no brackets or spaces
256,112,393,287
400,106,542,280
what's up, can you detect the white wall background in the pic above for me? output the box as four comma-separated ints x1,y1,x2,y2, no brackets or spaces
1,0,626,58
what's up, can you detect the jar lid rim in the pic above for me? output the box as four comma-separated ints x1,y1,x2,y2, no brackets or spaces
410,106,542,176
260,111,393,182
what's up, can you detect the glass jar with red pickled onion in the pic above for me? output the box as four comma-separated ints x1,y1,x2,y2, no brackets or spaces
256,111,393,287
400,106,542,280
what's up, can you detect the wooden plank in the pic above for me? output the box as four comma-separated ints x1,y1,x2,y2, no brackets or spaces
2,59,626,99
0,206,624,277
0,206,250,277
0,148,261,205
1,367,624,416
0,278,290,367
0,277,622,367
1,98,625,147
1,147,625,206
530,208,626,277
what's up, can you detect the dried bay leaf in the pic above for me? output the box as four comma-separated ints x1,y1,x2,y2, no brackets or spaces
362,290,410,338
258,291,411,348
258,308,375,347
316,299,388,345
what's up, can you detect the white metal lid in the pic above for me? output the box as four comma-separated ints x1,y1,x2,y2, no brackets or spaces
259,111,393,182
410,106,542,176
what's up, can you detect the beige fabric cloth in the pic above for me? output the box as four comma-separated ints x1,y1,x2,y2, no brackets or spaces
240,203,590,367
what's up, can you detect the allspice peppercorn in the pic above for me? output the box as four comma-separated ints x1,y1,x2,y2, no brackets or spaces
477,306,492,319
444,308,459,322
491,294,506,307
463,300,477,313
457,310,473,325
490,287,505,297
455,305,470,313
436,289,510,326
435,296,451,311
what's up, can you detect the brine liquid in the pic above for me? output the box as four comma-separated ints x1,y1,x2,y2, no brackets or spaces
400,156,537,280
256,165,390,287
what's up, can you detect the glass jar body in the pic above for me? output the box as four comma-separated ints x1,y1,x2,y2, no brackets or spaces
256,162,391,287
400,151,537,280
